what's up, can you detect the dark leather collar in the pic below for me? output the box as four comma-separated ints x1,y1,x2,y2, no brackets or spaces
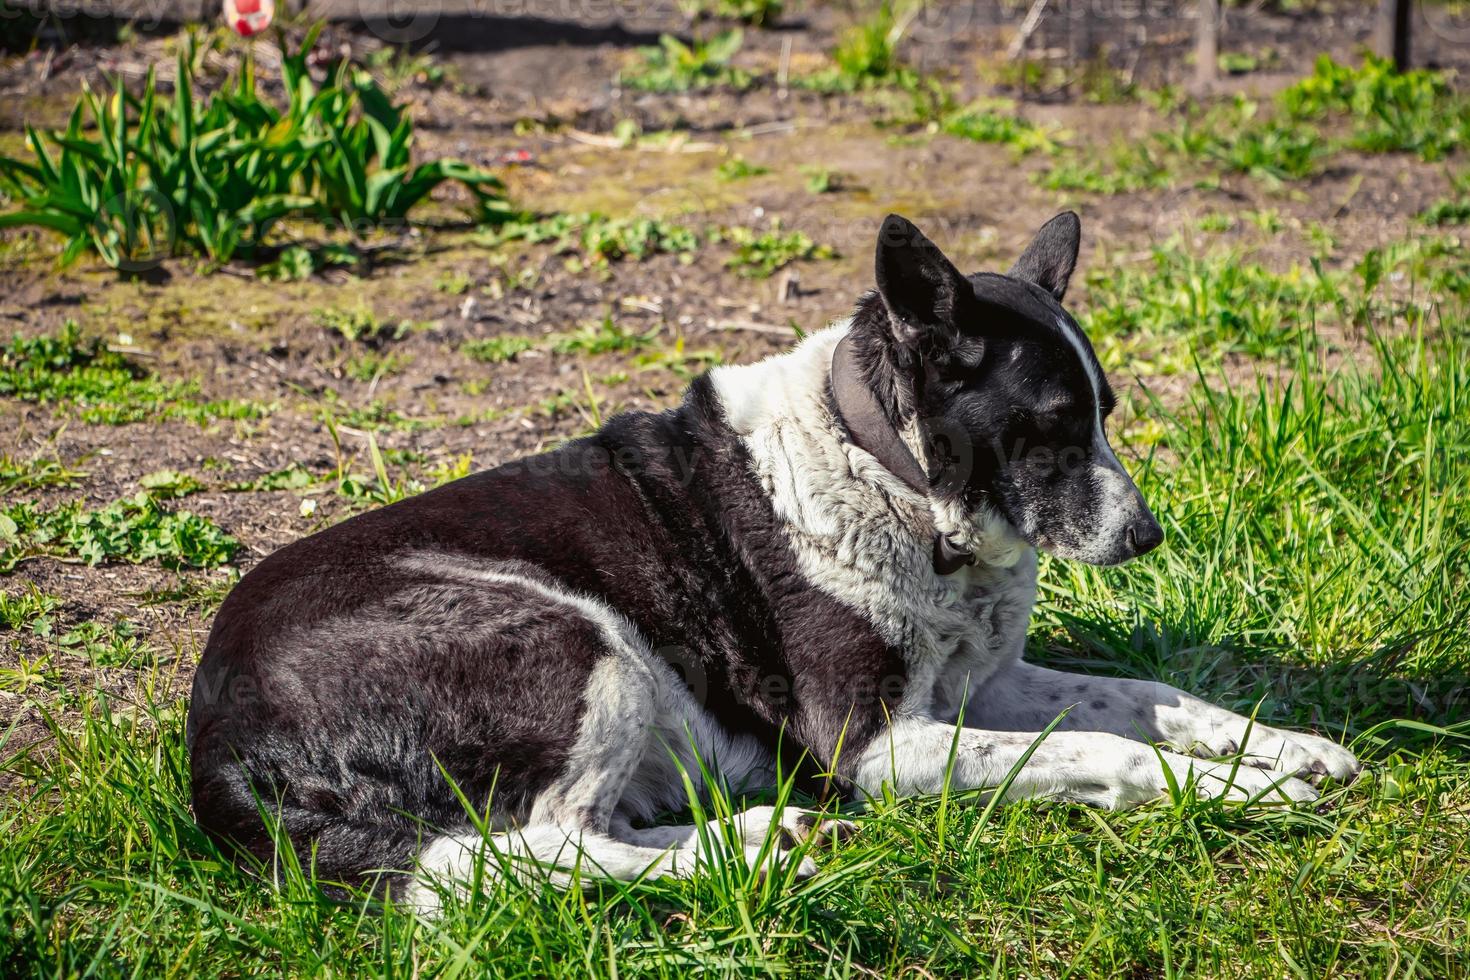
830,334,975,576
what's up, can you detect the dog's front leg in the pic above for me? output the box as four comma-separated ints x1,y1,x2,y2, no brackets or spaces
851,715,1319,810
964,661,1360,783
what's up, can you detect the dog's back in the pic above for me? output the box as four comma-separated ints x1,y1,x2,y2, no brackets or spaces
186,375,900,893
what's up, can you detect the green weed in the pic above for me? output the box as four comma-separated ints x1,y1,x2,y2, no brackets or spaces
461,334,536,364
722,224,836,278
0,491,237,572
620,30,751,92
717,156,769,181
489,212,702,265
0,453,87,493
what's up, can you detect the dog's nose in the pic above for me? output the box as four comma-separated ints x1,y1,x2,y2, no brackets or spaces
1124,517,1164,556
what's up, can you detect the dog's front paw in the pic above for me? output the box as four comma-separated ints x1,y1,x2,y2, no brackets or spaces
1245,728,1360,784
1192,726,1360,785
1159,751,1319,805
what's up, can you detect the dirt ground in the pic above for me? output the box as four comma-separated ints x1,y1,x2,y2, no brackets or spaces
0,1,1466,751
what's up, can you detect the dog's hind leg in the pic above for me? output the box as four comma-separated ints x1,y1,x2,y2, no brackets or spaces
403,645,803,914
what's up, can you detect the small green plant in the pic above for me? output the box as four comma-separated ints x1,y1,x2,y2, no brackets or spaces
722,224,836,278
0,26,507,269
227,465,315,492
462,335,536,364
1037,144,1174,194
1419,172,1470,225
489,212,702,264
0,491,238,572
940,101,1061,156
717,156,769,181
58,618,154,669
435,270,472,295
315,304,415,347
680,0,783,26
831,0,918,87
344,350,413,382
0,585,61,633
257,244,359,282
801,167,843,194
620,30,751,92
0,453,87,493
139,469,206,499
552,316,657,356
1211,119,1326,185
1197,213,1236,233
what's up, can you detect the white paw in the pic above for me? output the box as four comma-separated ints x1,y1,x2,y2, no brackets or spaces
1190,725,1360,783
775,808,859,848
1162,751,1319,804
731,806,858,849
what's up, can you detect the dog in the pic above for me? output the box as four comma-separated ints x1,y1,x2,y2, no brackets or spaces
187,212,1360,910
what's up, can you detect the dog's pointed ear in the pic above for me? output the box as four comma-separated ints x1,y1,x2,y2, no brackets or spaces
874,213,969,347
1008,211,1081,301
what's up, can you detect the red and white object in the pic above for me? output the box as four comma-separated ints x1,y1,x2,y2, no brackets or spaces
223,0,274,37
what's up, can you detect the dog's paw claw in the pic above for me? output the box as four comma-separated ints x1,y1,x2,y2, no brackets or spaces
780,810,858,849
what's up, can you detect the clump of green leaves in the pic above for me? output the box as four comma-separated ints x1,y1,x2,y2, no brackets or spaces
0,453,87,494
257,244,359,282
139,469,205,499
1211,118,1327,185
620,30,751,92
940,101,1061,156
462,318,656,366
830,0,918,88
0,25,507,269
58,618,154,669
315,304,416,347
1418,172,1470,226
1280,55,1470,161
722,224,836,278
1037,142,1175,194
461,335,536,364
552,317,657,356
0,324,268,425
801,166,844,193
0,585,61,632
717,156,769,181
0,492,238,572
680,0,783,26
488,212,702,264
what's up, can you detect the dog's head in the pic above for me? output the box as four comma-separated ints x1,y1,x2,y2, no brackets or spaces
856,212,1162,567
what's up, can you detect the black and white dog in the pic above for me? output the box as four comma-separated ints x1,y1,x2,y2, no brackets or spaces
188,213,1359,908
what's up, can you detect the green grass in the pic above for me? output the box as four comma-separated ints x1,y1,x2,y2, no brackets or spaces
3,286,1468,974
1079,244,1339,373
0,324,270,425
